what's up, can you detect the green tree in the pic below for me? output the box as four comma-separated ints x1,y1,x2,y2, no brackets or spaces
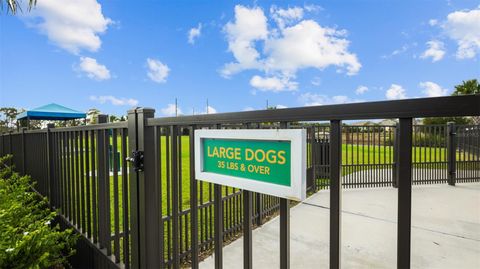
0,107,19,131
452,79,480,95
453,79,480,124
109,115,119,123
423,79,479,125
422,117,471,125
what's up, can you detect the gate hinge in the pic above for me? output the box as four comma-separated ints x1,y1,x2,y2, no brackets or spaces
126,151,144,172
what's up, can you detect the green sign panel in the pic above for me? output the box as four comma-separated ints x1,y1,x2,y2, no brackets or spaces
202,138,291,186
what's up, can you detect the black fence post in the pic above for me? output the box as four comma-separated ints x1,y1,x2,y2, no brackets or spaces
21,127,26,175
392,122,399,188
171,125,181,269
127,108,159,269
46,123,55,203
95,114,109,252
243,190,253,269
310,127,317,191
190,125,199,269
329,120,342,269
397,118,412,269
279,121,290,269
8,131,13,166
127,109,140,269
447,122,456,186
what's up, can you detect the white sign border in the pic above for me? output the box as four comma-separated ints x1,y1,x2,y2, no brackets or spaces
194,129,306,201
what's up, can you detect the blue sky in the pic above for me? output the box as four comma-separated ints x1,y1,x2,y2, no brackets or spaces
1,0,479,117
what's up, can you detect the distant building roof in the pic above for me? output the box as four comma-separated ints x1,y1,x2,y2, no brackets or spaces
17,103,86,120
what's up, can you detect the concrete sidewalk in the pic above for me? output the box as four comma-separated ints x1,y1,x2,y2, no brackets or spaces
200,183,480,268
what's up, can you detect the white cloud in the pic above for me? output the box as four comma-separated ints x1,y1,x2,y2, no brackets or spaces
443,7,480,59
146,58,170,83
90,95,138,106
188,23,202,44
299,92,360,106
270,6,304,29
27,0,112,54
429,19,438,26
161,104,181,116
243,106,255,111
78,57,111,80
196,105,218,114
382,43,417,59
304,4,323,13
355,85,368,95
420,40,446,62
419,81,449,97
249,75,298,92
204,105,217,114
264,20,361,76
385,84,407,100
221,5,361,91
275,104,288,109
222,5,268,78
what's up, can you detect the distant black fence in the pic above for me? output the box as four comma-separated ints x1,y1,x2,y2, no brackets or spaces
309,123,480,190
0,95,479,269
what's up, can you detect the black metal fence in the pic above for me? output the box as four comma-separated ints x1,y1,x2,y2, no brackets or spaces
0,95,479,269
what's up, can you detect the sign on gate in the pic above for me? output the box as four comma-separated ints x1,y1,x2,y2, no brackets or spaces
194,129,306,201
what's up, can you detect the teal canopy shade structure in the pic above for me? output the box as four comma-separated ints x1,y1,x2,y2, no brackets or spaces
17,103,86,120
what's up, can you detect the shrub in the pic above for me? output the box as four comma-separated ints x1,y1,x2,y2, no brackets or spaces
0,155,78,269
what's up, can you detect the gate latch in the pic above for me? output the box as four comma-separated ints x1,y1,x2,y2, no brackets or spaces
126,151,144,172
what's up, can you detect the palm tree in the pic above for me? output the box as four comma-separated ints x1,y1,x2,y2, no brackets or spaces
1,0,36,14
453,79,480,95
453,79,480,124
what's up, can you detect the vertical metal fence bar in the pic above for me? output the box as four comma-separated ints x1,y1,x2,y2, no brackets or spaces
113,129,120,262
330,120,342,269
75,131,80,227
166,127,172,264
279,121,290,269
143,113,162,269
46,125,54,200
91,129,98,244
243,189,253,269
96,117,107,250
393,123,399,188
397,118,412,269
154,126,164,269
75,132,82,227
61,132,66,216
127,109,141,269
447,122,456,186
279,198,290,269
103,129,112,255
214,123,223,269
21,128,26,175
178,128,184,260
68,131,73,221
214,184,223,269
121,128,130,268
85,130,92,239
171,125,180,269
190,125,199,269
80,131,86,233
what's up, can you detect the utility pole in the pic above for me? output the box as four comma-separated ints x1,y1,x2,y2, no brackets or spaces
266,99,269,109
206,99,209,114
175,98,178,117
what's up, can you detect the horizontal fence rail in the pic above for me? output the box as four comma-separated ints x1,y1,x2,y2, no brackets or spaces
0,95,479,269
